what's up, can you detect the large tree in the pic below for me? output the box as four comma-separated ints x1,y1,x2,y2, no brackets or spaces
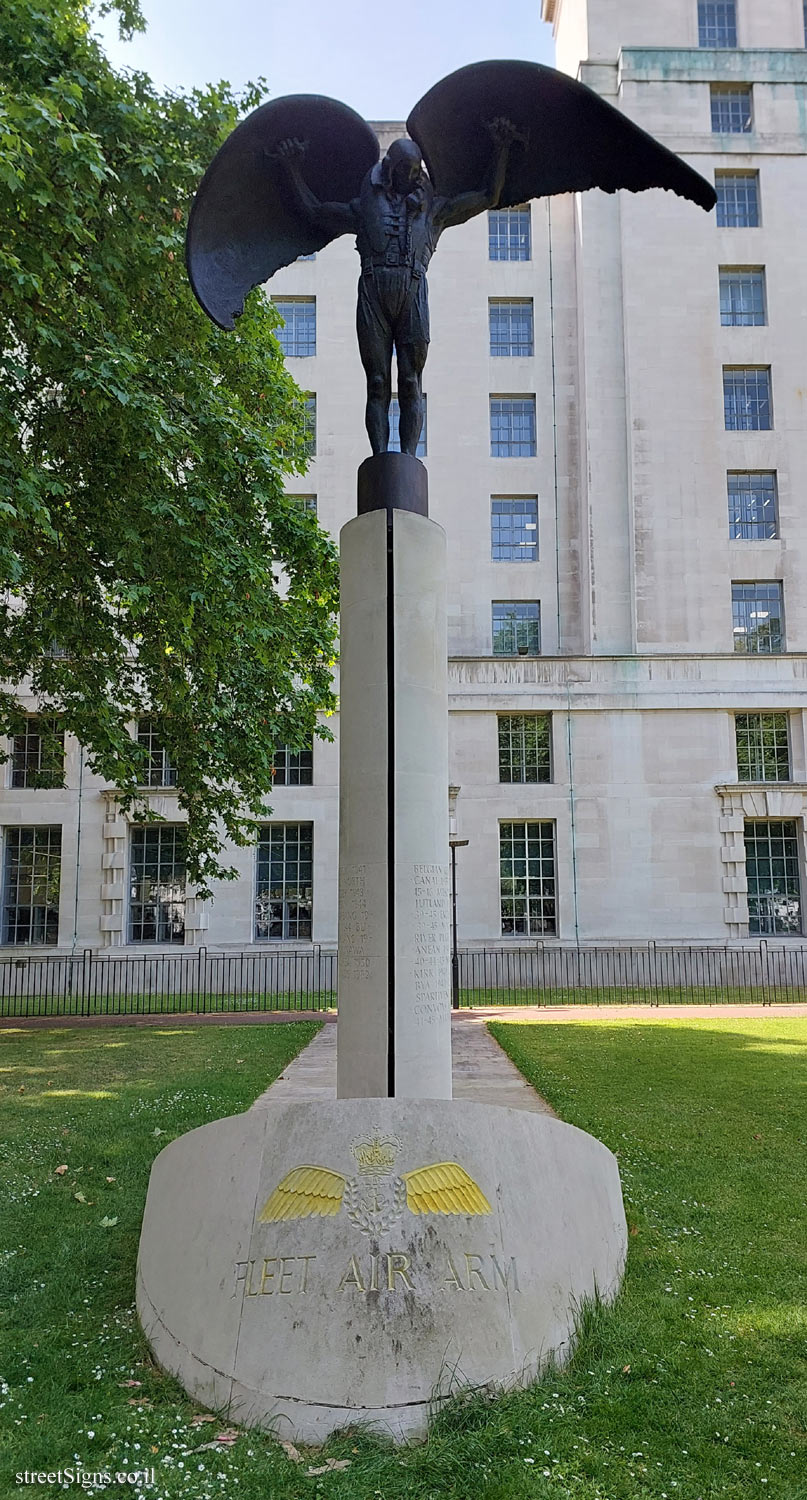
0,0,339,892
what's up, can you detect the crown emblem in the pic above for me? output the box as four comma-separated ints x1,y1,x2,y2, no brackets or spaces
350,1130,401,1178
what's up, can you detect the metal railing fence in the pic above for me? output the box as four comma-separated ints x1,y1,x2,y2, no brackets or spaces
0,941,805,1018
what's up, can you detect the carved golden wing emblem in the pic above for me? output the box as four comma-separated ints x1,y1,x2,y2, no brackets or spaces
402,1161,492,1217
258,1166,346,1222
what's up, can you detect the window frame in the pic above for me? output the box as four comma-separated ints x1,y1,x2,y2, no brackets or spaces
723,366,772,431
272,743,314,786
388,394,427,457
272,296,317,357
698,1,737,47
731,580,784,655
490,396,537,458
710,85,753,134
2,825,62,946
744,818,803,935
488,205,531,261
135,718,177,789
498,714,552,784
499,819,557,937
727,471,778,540
492,601,541,657
735,713,791,784
9,716,64,790
715,171,760,228
128,824,187,945
491,496,539,561
254,822,314,942
719,266,766,327
489,299,535,357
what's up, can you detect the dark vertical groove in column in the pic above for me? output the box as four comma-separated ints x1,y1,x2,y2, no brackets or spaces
386,509,396,1098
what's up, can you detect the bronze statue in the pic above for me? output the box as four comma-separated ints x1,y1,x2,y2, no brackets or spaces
187,61,716,457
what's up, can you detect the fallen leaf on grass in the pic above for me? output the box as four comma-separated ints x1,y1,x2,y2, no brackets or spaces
127,1397,152,1407
106,1176,116,1183
193,1431,240,1451
153,1128,163,1138
74,1191,87,1203
54,1165,68,1176
191,1415,217,1426
99,1216,118,1228
279,1440,303,1463
306,1460,352,1475
119,1381,142,1389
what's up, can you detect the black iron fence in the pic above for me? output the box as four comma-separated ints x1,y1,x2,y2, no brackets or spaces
1,942,806,1019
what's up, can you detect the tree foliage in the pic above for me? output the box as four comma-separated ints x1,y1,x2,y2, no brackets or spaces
0,0,339,892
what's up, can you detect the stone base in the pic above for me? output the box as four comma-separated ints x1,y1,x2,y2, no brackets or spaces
136,1098,627,1443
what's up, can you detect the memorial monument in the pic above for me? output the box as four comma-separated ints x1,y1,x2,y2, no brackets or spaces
137,61,715,1440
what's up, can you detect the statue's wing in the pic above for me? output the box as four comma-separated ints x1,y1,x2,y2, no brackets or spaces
403,1162,492,1216
257,1165,346,1222
187,95,379,330
407,60,716,213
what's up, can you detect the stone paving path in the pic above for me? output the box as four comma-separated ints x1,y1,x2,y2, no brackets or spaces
251,1014,555,1114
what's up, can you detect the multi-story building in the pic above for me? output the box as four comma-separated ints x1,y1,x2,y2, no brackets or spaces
4,0,807,957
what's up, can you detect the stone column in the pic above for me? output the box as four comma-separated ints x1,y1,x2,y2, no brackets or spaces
337,453,452,1100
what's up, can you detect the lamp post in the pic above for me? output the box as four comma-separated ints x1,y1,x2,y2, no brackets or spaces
449,837,469,1010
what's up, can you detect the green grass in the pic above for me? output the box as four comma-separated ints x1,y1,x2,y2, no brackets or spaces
1,1018,806,1499
0,992,337,1019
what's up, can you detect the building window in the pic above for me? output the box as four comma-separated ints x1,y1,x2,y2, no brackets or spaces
273,298,316,357
698,1,737,46
388,395,427,457
303,395,316,456
710,86,752,133
2,827,61,945
255,823,313,940
289,494,317,515
723,367,771,430
490,397,537,457
719,267,766,326
489,299,534,357
735,714,790,783
136,719,177,788
744,820,802,934
732,581,784,654
715,171,759,227
500,821,557,936
498,715,552,783
492,601,541,656
488,205,531,261
128,825,186,944
491,497,538,561
728,471,778,539
10,717,64,789
272,743,313,786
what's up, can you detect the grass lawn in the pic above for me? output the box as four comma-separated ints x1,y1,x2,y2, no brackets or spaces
1,1017,806,1499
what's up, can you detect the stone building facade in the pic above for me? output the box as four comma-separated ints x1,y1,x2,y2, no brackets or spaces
3,0,807,955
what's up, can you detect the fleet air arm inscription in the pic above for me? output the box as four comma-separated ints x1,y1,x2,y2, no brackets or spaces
411,863,450,1026
234,1250,521,1297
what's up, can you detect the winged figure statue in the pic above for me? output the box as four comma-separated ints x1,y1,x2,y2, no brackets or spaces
186,60,716,459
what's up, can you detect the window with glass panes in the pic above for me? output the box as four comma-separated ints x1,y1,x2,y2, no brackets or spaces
303,395,316,455
489,300,534,356
732,581,783,654
723,367,771,430
720,268,765,325
488,206,531,260
715,171,759,226
388,395,427,457
272,743,313,785
255,823,313,940
500,821,556,936
128,826,186,944
744,820,802,934
728,472,777,539
3,826,61,945
698,1,737,46
288,494,317,515
498,715,551,783
273,298,316,357
491,498,538,560
735,714,790,783
710,86,752,132
492,601,541,655
490,397,536,456
10,717,64,789
136,718,177,788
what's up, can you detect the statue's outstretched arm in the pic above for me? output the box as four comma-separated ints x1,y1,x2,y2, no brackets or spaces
434,119,520,230
273,139,357,237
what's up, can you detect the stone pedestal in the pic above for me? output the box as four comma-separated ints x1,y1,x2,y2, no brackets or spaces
137,1097,628,1443
337,454,452,1100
